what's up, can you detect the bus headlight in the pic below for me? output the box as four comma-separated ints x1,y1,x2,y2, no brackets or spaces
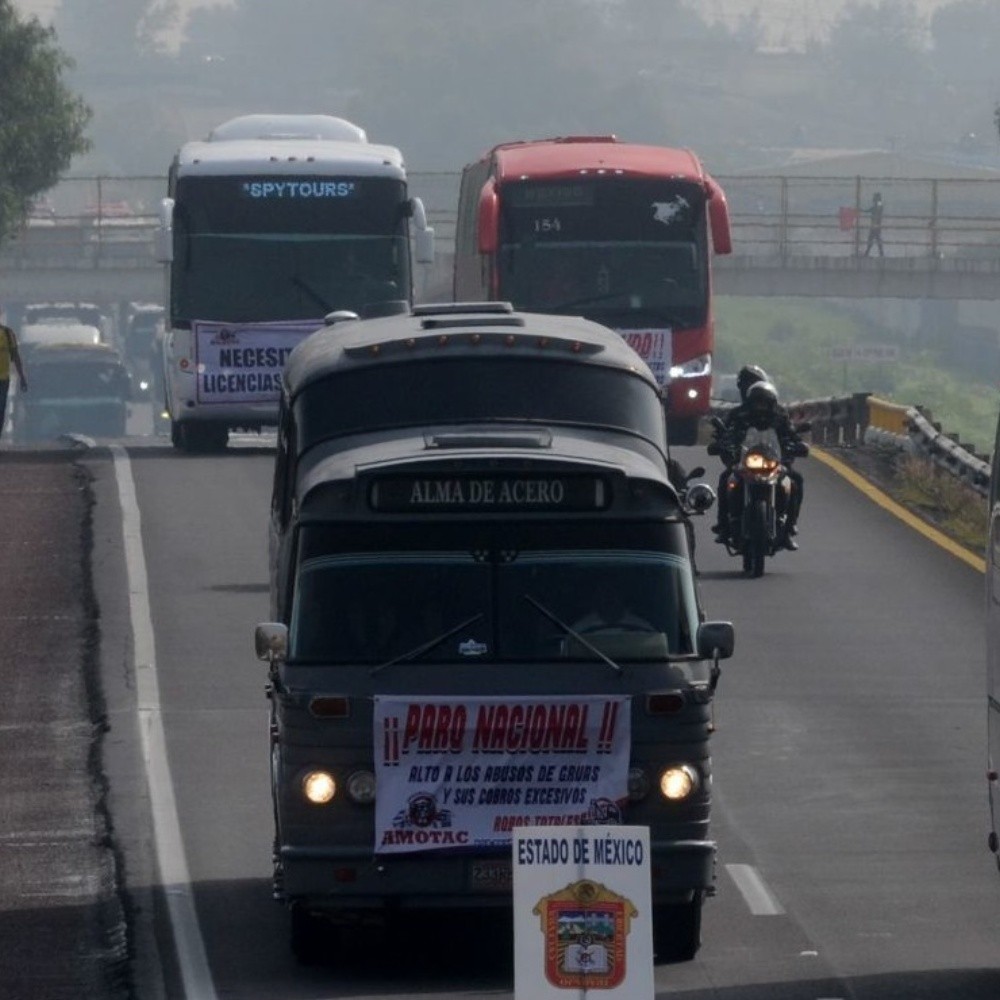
659,764,700,802
301,770,337,805
668,353,711,380
346,770,376,804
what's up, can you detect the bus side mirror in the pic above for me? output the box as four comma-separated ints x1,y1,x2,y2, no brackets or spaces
154,197,174,263
255,622,288,662
409,197,435,264
705,178,732,256
477,179,499,255
696,621,734,660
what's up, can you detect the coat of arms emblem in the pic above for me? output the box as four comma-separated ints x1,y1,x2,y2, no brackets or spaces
532,878,637,989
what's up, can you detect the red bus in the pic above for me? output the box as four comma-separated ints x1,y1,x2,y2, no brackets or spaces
454,136,732,444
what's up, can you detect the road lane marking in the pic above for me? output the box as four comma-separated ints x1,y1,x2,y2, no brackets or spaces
725,863,785,916
811,446,985,573
111,444,219,1000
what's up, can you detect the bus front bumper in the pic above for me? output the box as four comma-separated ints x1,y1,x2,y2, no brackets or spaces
277,838,716,911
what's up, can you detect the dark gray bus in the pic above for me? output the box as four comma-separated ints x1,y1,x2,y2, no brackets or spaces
257,303,734,964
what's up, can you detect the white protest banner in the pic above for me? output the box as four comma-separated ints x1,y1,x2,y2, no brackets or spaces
513,825,653,999
374,695,631,855
193,319,322,404
615,328,671,385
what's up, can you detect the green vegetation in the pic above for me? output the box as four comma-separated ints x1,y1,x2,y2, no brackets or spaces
715,297,1000,457
894,453,988,556
0,0,90,243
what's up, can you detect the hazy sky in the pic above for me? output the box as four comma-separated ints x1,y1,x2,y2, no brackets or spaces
10,0,962,45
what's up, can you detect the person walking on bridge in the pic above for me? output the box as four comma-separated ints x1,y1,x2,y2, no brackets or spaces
0,311,28,441
862,191,885,257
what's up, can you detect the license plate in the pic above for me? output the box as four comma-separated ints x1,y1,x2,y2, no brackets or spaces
469,860,512,892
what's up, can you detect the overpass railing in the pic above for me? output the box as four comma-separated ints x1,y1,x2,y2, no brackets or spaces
6,173,1000,269
719,174,1000,260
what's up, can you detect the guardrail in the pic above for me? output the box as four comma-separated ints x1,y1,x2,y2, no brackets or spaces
783,393,991,498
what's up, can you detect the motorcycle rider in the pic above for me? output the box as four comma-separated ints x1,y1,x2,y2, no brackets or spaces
709,370,807,550
708,364,768,533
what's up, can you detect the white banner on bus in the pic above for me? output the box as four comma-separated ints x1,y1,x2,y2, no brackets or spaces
192,319,322,405
374,694,631,855
614,328,671,385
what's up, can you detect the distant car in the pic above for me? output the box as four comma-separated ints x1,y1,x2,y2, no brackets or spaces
22,302,107,332
12,342,130,443
28,195,56,220
19,322,102,356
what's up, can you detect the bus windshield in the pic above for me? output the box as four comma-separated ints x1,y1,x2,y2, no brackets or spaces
497,178,708,326
170,175,411,323
288,523,699,664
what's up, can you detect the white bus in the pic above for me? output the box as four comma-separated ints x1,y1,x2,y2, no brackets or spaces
155,114,434,452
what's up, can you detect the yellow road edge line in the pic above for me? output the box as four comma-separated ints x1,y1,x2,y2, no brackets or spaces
811,446,986,575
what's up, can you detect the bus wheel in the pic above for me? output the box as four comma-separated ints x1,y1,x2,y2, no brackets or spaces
289,904,338,965
652,893,703,963
177,421,229,453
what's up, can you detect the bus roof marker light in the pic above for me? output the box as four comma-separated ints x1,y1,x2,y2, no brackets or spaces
470,333,482,345
438,335,449,346
537,338,550,349
505,335,517,347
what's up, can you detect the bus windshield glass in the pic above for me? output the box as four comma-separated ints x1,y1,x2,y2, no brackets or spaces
171,175,411,323
498,178,708,327
288,522,699,664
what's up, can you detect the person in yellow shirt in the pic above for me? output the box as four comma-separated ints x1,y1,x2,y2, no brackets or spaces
0,317,28,440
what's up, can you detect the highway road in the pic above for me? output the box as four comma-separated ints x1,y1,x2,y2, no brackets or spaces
71,417,1000,998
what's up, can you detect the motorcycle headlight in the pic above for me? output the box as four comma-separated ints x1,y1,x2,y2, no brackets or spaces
744,451,778,472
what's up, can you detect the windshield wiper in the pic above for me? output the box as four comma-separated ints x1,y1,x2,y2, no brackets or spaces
522,594,622,674
545,293,691,327
292,274,334,313
369,612,486,676
545,291,628,313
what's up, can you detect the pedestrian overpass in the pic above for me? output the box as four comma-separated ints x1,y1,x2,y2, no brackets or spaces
4,171,1000,313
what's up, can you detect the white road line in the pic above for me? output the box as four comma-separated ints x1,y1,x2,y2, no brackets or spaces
112,444,219,1000
725,863,786,916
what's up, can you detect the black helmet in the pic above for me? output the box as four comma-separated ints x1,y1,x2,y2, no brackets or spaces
736,364,769,401
746,380,779,423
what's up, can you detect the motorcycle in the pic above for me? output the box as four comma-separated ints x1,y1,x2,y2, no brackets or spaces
708,416,808,577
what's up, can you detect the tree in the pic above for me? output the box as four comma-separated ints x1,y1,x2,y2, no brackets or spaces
54,0,183,71
825,0,930,100
0,1,91,243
